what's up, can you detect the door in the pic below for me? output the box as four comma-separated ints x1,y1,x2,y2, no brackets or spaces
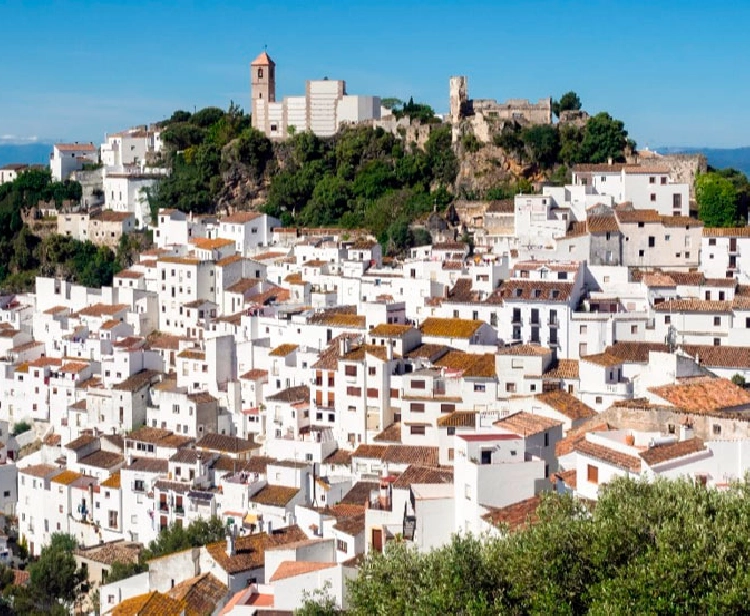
372,528,383,553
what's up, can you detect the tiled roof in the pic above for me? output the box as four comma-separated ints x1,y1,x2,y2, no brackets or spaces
534,390,596,420
196,433,258,453
556,422,612,457
269,343,298,357
573,439,642,472
573,163,638,172
19,464,60,478
221,211,263,223
75,540,142,566
226,277,261,294
352,444,387,460
661,216,702,228
543,359,579,379
340,482,379,505
436,411,477,428
250,485,299,507
482,494,543,531
270,560,337,582
77,303,128,317
581,352,622,367
435,351,496,377
648,377,750,412
420,317,484,339
495,412,562,435
654,299,732,313
341,344,395,362
382,445,439,466
631,269,705,286
606,342,670,363
332,513,366,536
309,312,366,329
497,344,552,357
79,450,124,469
240,368,268,380
191,237,235,250
66,433,97,451
487,199,514,213
703,226,750,238
188,392,217,404
101,472,121,488
168,573,228,616
373,422,402,443
615,208,662,223
587,216,619,233
51,470,83,485
323,449,353,466
392,465,453,489
266,384,309,404
112,369,161,393
496,280,575,303
112,591,183,616
404,344,451,360
640,437,706,466
128,426,174,444
205,526,308,574
369,324,413,338
126,458,169,473
565,221,588,238
642,272,677,287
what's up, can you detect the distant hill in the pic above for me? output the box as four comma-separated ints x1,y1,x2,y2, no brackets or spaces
0,143,53,168
658,147,750,177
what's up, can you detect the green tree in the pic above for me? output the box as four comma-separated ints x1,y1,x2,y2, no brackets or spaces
552,91,582,118
143,516,226,559
578,112,631,163
696,172,740,227
105,560,148,584
24,533,88,612
380,98,404,111
521,124,560,168
424,125,458,186
12,422,31,435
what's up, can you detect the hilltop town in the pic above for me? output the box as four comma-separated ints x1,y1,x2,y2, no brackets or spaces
1,50,750,614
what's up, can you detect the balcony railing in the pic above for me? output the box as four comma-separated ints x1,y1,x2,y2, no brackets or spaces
175,505,184,515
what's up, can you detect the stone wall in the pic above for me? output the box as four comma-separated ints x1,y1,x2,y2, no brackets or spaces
631,152,707,200
596,404,750,441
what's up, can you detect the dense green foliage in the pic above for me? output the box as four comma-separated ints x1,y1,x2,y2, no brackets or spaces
710,167,750,223
493,111,633,168
392,96,437,123
143,516,226,559
105,560,148,584
262,124,457,252
0,172,118,292
300,477,750,615
150,102,257,218
551,91,582,118
11,421,31,436
696,171,741,227
7,533,88,615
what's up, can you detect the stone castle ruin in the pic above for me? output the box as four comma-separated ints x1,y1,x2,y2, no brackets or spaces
450,75,553,143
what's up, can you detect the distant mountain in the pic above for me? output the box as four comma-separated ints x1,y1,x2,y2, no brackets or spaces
658,146,750,178
0,143,53,168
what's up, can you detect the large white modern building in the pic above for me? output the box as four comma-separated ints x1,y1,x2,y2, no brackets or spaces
250,51,381,140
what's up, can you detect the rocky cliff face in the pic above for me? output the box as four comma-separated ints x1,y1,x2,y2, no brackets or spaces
454,142,544,197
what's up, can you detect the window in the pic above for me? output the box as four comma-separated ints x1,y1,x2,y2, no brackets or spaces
368,366,376,376
631,325,638,334
709,238,717,246
665,316,671,325
411,403,425,413
714,338,721,347
587,464,599,484
474,383,486,393
648,236,655,248
713,424,722,435
649,176,655,184
580,325,587,335
344,365,357,377
440,403,455,413
448,448,455,461
257,67,264,78
366,388,378,398
650,193,656,202
714,316,721,326
638,250,645,257
595,396,603,404
336,539,348,553
410,425,426,435
665,234,670,241
661,177,667,185
506,382,517,393
673,193,682,209
412,379,426,390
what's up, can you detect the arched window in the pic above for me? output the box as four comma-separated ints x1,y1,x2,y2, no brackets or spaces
257,68,264,79
259,93,263,99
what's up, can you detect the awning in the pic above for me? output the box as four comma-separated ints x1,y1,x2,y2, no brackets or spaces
244,512,259,525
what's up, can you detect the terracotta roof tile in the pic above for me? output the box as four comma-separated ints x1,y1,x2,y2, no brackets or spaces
574,439,642,472
268,343,298,357
535,390,596,420
420,317,484,339
495,412,562,435
640,437,706,466
436,411,477,427
168,573,228,616
482,494,543,531
497,280,575,303
373,422,402,443
340,482,379,505
392,465,453,489
382,445,439,466
648,377,750,412
497,344,553,357
581,353,622,367
703,226,750,238
270,560,337,582
653,299,732,313
369,324,413,338
249,485,299,507
435,351,496,377
543,359,579,379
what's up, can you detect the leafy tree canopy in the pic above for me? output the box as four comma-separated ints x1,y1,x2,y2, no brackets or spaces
696,171,741,227
552,91,582,117
302,477,750,615
143,516,226,559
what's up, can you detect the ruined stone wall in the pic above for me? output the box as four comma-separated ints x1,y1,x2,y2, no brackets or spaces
596,405,750,441
633,152,707,199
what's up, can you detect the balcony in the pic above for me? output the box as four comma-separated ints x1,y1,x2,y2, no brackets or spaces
175,505,184,516
605,380,633,396
159,502,169,512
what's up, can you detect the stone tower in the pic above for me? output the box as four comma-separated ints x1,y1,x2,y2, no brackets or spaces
449,75,468,124
250,50,276,131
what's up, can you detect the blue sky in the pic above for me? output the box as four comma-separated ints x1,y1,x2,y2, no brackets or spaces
1,0,747,148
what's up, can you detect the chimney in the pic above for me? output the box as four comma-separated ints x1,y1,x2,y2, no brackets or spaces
226,524,236,556
679,417,694,442
607,157,613,165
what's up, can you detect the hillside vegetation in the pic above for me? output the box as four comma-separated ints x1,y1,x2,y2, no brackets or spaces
300,477,750,615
